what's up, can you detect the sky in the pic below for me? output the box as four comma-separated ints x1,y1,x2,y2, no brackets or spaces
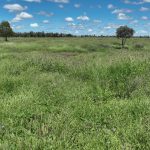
0,0,150,36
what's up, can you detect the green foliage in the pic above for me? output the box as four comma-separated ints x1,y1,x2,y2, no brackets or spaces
116,26,134,39
0,37,150,149
0,21,13,41
116,26,135,48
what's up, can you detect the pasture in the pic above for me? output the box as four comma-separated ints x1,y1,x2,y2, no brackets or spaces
0,37,150,149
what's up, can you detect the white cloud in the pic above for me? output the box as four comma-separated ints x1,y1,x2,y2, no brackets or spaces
123,0,144,5
12,25,24,30
74,4,80,8
124,0,150,4
4,4,27,12
104,26,112,29
136,30,148,35
47,0,69,3
143,0,150,3
65,17,74,22
38,11,54,17
30,23,39,27
68,23,85,30
15,26,23,29
24,0,41,2
112,9,132,14
75,30,79,34
68,23,76,26
104,24,121,30
12,12,33,22
58,4,64,8
88,29,93,32
130,20,139,24
141,16,149,20
108,4,115,9
93,20,101,23
140,7,149,11
77,16,90,21
43,20,49,23
117,13,131,20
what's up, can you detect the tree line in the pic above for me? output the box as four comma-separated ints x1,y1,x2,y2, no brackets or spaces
14,32,74,38
0,21,149,48
0,21,74,39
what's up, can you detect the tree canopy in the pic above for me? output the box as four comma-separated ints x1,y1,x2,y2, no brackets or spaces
116,26,135,48
0,21,13,41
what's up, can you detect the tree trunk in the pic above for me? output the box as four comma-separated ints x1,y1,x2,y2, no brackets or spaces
123,38,126,47
121,38,126,48
121,38,124,48
5,36,8,42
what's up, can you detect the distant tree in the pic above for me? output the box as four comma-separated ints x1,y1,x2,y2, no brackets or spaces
0,21,13,41
8,31,75,38
116,26,135,48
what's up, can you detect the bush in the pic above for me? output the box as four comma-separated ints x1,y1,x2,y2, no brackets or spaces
133,44,145,50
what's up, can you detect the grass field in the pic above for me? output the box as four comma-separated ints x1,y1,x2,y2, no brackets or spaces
0,37,150,149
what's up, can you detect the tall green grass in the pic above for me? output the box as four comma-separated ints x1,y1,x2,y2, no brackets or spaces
0,37,150,149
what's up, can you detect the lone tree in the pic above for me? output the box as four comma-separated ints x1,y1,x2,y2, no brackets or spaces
0,21,13,41
116,26,134,48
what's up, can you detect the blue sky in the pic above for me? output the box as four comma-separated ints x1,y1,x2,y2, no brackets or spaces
0,0,150,35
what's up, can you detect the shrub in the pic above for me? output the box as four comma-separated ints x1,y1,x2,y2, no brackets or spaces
133,44,145,50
